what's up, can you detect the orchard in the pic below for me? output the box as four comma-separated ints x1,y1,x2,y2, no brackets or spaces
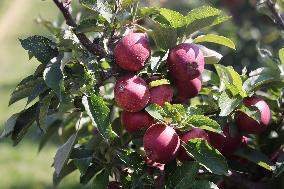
1,0,284,189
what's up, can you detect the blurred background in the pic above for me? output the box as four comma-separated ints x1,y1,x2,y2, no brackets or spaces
0,0,282,188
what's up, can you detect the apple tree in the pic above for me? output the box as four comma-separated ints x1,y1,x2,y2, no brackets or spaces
1,0,284,188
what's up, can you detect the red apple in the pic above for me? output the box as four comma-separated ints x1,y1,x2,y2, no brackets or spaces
114,33,150,71
175,77,202,103
121,111,154,133
149,85,174,106
168,43,205,80
177,128,209,161
143,123,180,164
235,97,271,134
208,125,243,156
114,74,150,112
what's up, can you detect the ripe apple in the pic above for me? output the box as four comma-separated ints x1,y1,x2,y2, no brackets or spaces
175,77,202,103
208,125,243,156
235,97,271,134
114,33,150,71
121,111,154,133
143,123,180,164
114,74,150,112
168,43,205,80
149,85,174,106
177,128,209,161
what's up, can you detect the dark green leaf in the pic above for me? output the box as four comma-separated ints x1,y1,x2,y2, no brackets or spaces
80,164,103,185
235,147,275,171
76,17,105,33
54,133,77,176
20,35,58,64
82,95,117,141
27,80,48,105
219,90,242,117
183,139,228,175
37,93,54,129
189,180,219,189
167,161,199,189
93,169,109,189
74,157,92,175
0,113,19,138
43,56,64,99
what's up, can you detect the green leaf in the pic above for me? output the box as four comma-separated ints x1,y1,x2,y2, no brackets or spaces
149,79,170,88
219,90,242,117
43,57,64,99
237,105,261,124
27,80,48,105
53,161,77,187
0,113,19,138
149,21,177,50
145,103,164,121
183,138,228,175
196,45,223,64
76,17,105,33
20,35,58,64
167,162,199,189
189,180,219,189
186,115,221,133
279,48,284,65
9,76,43,106
235,147,275,171
93,170,109,189
80,164,103,185
54,133,78,176
163,103,187,125
215,64,246,97
121,0,138,9
37,93,54,129
179,6,230,37
202,69,220,86
82,95,117,141
74,157,92,175
11,103,38,145
194,34,236,50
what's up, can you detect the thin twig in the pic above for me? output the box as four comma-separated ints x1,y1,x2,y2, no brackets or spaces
52,0,106,57
266,0,284,31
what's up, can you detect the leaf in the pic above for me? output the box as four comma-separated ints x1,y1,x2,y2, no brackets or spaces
179,6,230,37
145,104,165,121
43,57,64,99
194,34,236,50
237,105,261,124
0,113,19,138
202,69,220,86
74,157,92,175
38,120,62,152
53,161,77,187
183,138,228,175
219,90,242,116
9,76,43,106
82,95,117,141
76,17,105,33
80,164,103,185
279,48,284,65
235,147,275,171
167,161,199,189
93,170,109,189
196,45,223,64
54,133,77,176
121,0,138,9
20,35,58,64
189,180,219,189
215,64,246,97
274,153,284,177
11,103,38,145
37,93,54,129
186,115,221,133
149,79,170,88
149,21,177,50
27,80,48,105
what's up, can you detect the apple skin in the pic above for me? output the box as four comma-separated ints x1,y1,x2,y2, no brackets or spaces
121,111,154,133
208,125,243,156
143,123,180,164
175,77,202,103
114,74,150,112
235,97,271,134
107,181,121,189
177,128,209,161
168,43,205,80
114,33,150,71
149,85,174,106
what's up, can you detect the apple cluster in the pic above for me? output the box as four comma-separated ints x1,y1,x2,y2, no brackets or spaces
113,32,271,166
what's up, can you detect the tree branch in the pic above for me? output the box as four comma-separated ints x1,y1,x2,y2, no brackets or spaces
52,0,106,57
266,0,284,32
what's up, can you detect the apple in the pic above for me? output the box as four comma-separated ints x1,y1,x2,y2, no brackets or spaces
168,43,205,80
143,123,180,164
149,85,174,106
114,33,150,71
235,97,271,134
121,111,154,133
175,77,202,103
208,125,243,156
177,128,209,161
114,74,150,112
